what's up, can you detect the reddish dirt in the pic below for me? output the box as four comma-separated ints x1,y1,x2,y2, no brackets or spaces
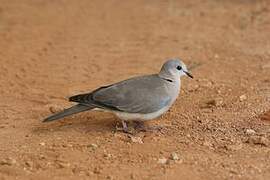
0,0,270,179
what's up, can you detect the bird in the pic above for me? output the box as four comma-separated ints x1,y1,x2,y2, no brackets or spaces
43,58,193,132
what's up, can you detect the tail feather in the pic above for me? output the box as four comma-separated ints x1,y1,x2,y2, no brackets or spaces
43,104,93,122
69,93,92,104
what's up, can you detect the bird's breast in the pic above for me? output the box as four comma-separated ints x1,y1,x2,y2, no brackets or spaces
165,80,181,105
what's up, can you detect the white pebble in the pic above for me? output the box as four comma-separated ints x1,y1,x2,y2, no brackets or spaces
246,129,256,135
239,94,247,102
158,157,168,164
170,152,180,161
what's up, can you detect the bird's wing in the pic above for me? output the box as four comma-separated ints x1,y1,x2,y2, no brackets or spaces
69,75,172,114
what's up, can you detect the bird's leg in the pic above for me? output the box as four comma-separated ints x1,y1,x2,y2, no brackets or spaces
121,120,129,132
116,120,134,134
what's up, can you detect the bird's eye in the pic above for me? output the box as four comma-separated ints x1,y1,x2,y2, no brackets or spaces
177,66,182,70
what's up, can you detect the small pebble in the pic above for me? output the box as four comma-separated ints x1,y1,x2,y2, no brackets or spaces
226,143,243,151
130,173,135,179
0,157,16,166
246,136,269,146
57,161,70,168
158,157,168,164
260,110,270,121
39,142,46,146
49,105,63,113
170,152,179,161
239,94,247,102
106,175,113,180
246,129,256,135
104,153,113,159
129,136,143,144
25,161,33,168
93,167,101,174
206,98,224,107
87,143,98,149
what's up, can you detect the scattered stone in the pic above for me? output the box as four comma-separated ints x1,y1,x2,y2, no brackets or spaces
56,160,70,168
106,175,113,180
206,98,224,107
158,157,168,164
25,161,33,168
49,105,63,113
226,143,243,151
0,125,6,129
129,136,143,144
62,144,73,148
93,167,101,174
87,143,98,150
39,142,46,146
103,153,113,159
246,129,256,135
260,110,270,121
0,157,16,166
86,171,94,176
39,155,46,160
201,108,213,113
130,173,136,179
170,152,180,161
246,136,269,146
67,144,73,148
58,162,70,168
239,94,247,102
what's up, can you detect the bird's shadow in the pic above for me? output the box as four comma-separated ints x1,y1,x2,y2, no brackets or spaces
32,111,120,135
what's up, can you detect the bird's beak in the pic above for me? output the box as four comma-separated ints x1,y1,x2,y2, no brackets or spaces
184,71,193,79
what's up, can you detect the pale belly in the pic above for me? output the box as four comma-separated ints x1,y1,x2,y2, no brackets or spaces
94,105,171,121
113,105,171,121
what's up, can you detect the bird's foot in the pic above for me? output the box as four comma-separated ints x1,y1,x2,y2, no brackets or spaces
115,121,135,134
134,121,163,132
116,121,163,134
115,126,135,134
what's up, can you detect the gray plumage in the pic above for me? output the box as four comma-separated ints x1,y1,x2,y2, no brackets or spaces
69,75,172,113
43,58,193,126
43,104,93,122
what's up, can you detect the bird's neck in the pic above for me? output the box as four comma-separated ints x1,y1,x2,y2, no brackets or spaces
158,73,180,84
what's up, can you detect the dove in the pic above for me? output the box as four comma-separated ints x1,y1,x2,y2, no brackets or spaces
43,58,193,132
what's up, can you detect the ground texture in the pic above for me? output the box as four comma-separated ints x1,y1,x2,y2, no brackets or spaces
0,0,270,179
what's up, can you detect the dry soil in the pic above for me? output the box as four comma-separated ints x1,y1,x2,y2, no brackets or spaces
0,0,270,180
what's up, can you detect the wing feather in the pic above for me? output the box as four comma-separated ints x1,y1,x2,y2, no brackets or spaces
69,75,171,113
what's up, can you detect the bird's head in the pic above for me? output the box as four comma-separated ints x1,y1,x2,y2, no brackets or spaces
159,58,193,80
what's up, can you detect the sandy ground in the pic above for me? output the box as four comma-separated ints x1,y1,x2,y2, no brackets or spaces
0,0,270,179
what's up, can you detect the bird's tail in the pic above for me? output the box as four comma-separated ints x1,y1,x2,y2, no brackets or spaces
43,104,94,122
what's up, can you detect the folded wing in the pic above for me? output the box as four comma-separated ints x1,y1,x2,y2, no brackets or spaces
69,75,171,114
